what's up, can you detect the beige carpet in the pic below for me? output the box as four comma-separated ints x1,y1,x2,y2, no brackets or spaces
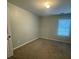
8,38,71,59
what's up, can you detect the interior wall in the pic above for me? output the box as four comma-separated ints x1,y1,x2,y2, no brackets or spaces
40,14,71,43
8,3,40,49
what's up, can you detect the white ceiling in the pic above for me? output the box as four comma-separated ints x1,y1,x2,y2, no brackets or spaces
8,0,71,16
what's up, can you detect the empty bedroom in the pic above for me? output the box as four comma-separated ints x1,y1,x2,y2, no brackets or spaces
7,0,71,59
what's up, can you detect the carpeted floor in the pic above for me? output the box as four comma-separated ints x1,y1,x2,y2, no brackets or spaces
8,38,71,59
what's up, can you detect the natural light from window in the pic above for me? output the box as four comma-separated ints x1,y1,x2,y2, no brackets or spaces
57,19,70,36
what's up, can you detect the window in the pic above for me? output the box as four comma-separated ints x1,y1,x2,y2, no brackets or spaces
57,19,70,36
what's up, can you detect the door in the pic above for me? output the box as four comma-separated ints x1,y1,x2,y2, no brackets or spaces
7,18,13,58
7,35,13,57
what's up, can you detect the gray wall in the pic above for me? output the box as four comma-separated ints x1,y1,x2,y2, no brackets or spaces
40,14,71,43
8,3,39,48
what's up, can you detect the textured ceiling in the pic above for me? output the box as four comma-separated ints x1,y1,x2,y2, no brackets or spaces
8,0,71,16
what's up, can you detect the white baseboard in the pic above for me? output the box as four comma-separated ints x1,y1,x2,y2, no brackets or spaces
40,37,71,44
13,38,38,50
13,37,70,50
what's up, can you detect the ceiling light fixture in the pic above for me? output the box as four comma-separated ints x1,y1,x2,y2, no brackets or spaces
46,4,50,8
44,2,50,8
